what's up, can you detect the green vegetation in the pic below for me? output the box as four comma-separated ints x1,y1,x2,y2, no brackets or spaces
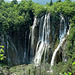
0,0,75,75
57,0,61,3
0,46,5,60
52,15,75,74
0,63,50,75
49,0,53,6
0,0,75,35
11,0,18,4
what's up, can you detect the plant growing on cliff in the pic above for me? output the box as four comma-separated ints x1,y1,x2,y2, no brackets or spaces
0,46,5,60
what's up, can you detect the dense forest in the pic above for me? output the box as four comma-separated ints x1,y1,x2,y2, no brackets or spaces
0,0,75,75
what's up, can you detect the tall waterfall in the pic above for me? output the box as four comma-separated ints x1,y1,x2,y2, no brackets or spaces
34,13,50,66
32,13,69,66
59,14,67,41
0,12,70,65
50,29,70,73
50,37,66,66
31,17,37,48
50,15,70,66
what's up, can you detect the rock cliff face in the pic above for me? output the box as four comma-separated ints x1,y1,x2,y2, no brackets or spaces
0,25,30,65
0,13,70,65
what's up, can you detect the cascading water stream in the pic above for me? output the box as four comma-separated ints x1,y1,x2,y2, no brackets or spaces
35,16,44,52
2,12,70,66
50,14,70,73
34,13,50,66
59,14,67,41
50,14,67,66
51,15,66,66
30,16,38,59
50,37,66,66
31,17,37,49
50,29,70,73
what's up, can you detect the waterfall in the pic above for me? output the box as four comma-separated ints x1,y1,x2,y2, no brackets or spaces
50,29,70,73
31,16,37,49
1,12,70,65
30,16,38,59
50,14,68,66
50,14,70,72
34,13,50,66
59,14,67,41
50,37,66,66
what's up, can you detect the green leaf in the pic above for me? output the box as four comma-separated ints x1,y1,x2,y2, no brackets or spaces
1,57,3,60
72,61,75,65
68,72,72,75
0,54,3,57
0,46,4,48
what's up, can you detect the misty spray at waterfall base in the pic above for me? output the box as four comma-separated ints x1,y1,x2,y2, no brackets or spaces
0,13,70,67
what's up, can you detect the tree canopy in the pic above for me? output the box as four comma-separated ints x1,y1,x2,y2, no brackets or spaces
11,0,18,4
57,0,61,3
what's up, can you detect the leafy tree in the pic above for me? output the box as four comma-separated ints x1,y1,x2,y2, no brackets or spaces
65,0,71,2
57,0,61,3
0,0,5,5
11,0,18,4
49,0,53,6
21,0,27,2
2,11,8,17
32,3,46,16
0,0,4,3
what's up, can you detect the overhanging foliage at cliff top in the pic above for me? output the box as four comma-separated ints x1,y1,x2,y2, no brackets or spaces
0,0,75,34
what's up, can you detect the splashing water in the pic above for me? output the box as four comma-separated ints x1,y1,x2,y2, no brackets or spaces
59,14,67,41
50,37,66,66
34,13,50,66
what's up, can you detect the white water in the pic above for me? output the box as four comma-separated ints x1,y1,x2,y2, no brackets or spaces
50,14,67,66
34,13,50,66
50,14,70,73
31,17,37,48
32,13,70,67
59,14,67,41
30,16,38,58
50,29,70,73
50,37,66,66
